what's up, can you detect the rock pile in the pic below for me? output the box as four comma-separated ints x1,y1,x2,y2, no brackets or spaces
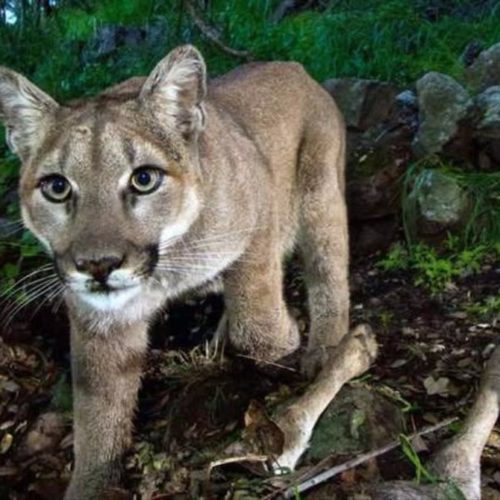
324,42,500,254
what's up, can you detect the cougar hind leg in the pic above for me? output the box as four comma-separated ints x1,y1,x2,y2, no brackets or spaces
297,122,349,377
272,109,365,469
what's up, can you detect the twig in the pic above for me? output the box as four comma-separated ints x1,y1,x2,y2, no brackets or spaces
271,416,457,499
236,354,298,373
183,0,251,59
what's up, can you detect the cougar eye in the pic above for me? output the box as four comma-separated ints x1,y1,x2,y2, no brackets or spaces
130,167,164,194
40,175,72,203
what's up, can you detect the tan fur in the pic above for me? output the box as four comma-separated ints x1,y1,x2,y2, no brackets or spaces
0,45,351,498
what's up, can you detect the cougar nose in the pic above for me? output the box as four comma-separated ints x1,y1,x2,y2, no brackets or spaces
75,255,123,283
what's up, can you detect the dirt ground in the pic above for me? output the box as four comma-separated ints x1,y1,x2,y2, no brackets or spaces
0,248,499,499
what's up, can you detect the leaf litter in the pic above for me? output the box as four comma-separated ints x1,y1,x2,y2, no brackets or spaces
0,253,498,498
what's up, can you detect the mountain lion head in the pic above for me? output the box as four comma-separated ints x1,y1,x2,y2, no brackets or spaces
0,46,208,315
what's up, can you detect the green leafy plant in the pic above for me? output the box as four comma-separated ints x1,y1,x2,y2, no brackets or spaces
378,239,493,295
411,244,460,294
377,243,410,272
466,296,500,321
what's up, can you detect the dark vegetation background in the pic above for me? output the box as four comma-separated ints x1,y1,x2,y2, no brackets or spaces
0,1,499,498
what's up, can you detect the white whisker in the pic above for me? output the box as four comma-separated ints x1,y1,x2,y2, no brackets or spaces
0,264,55,302
3,276,60,327
30,282,66,319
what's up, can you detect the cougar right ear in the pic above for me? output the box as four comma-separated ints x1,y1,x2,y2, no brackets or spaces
139,45,207,139
0,67,58,161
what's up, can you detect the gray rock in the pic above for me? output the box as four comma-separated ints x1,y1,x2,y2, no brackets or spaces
474,86,500,138
466,42,500,91
416,170,468,227
306,386,405,461
323,78,397,131
413,72,471,156
396,89,418,108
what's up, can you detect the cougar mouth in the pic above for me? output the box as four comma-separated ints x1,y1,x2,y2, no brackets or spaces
65,266,147,311
77,285,143,311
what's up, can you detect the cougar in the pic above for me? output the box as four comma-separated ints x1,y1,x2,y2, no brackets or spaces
0,45,377,498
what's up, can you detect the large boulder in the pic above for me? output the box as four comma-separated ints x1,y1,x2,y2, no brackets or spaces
466,42,500,92
323,78,397,131
413,72,472,156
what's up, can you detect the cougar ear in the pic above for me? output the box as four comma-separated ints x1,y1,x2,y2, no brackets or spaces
139,45,207,139
0,67,58,161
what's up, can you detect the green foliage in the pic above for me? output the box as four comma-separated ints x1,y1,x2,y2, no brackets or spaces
400,434,437,484
2,0,500,100
0,149,45,288
377,243,410,272
378,239,492,295
466,295,500,321
400,434,467,498
411,244,463,294
399,434,465,500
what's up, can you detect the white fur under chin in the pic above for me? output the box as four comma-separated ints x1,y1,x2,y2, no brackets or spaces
68,284,167,333
77,286,142,311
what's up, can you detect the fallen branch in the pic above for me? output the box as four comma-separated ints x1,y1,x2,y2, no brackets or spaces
272,416,457,499
184,0,251,59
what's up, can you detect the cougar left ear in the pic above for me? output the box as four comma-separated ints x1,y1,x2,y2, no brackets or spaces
139,45,207,139
0,67,58,161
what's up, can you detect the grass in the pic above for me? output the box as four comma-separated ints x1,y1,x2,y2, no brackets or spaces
2,0,500,101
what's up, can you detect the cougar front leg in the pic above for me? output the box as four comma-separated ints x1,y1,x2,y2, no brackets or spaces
65,317,148,500
223,228,300,363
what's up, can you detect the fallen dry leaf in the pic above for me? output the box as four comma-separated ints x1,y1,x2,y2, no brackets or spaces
423,376,450,396
0,433,13,454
